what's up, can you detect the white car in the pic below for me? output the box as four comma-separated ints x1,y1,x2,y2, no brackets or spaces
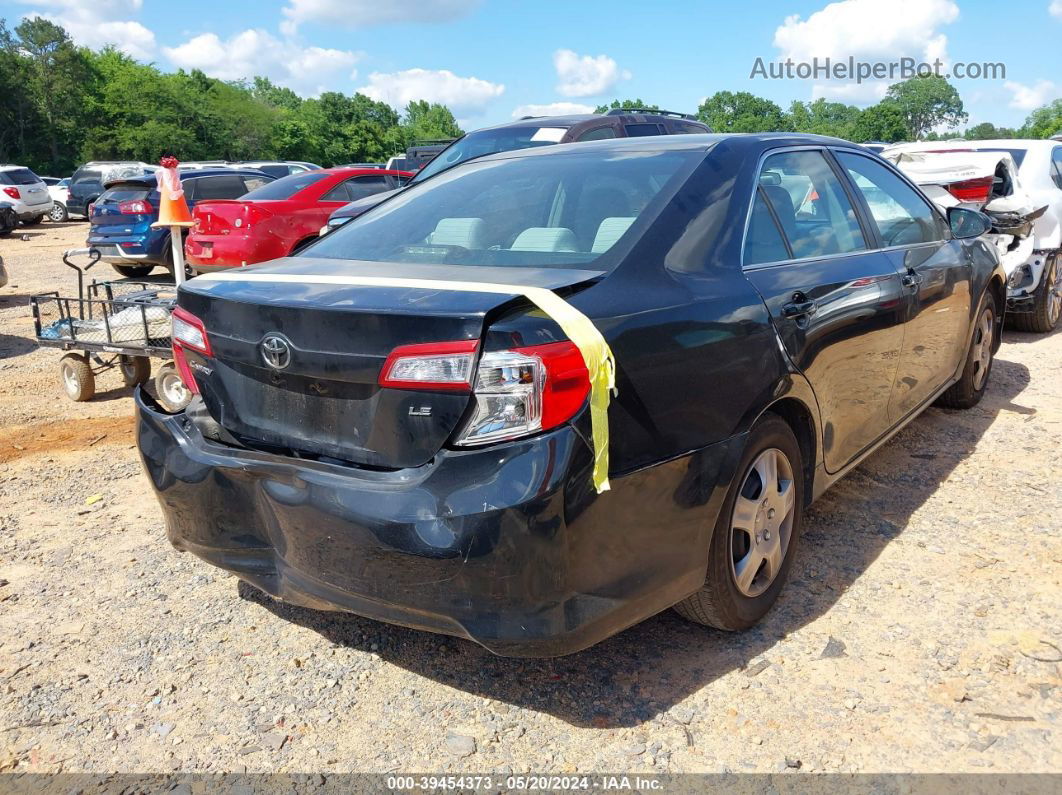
41,177,71,222
882,140,1062,332
0,165,54,226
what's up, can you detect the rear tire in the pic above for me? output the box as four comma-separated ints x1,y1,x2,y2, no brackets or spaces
1011,254,1061,334
48,203,68,223
673,413,804,630
21,214,44,226
154,362,191,412
937,291,997,409
111,263,155,278
59,353,95,402
119,355,151,387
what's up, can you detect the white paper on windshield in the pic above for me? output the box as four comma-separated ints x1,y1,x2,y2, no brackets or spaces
530,127,567,143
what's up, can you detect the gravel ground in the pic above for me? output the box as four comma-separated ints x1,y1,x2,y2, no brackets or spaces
0,223,1060,776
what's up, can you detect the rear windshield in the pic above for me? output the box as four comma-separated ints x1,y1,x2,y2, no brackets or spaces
974,148,1027,167
98,186,152,203
414,126,571,182
306,149,697,270
241,171,329,200
0,168,41,186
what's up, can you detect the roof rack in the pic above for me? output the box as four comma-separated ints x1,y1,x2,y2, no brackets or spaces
604,108,698,120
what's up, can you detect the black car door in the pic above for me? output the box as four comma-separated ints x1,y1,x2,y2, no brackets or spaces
741,147,908,473
834,150,971,418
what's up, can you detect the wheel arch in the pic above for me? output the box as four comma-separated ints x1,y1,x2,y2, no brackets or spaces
759,396,818,508
987,274,1006,353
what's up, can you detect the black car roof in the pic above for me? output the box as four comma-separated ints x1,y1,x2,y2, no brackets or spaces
467,132,863,163
105,168,272,187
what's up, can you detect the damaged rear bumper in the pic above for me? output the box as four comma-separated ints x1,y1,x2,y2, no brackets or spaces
134,388,741,656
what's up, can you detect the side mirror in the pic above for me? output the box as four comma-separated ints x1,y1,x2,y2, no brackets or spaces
948,206,991,240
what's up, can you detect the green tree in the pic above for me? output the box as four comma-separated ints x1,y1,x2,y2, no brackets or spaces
786,98,860,139
250,76,302,111
964,122,1016,140
697,91,787,133
401,100,462,142
849,102,908,143
7,17,95,172
1021,99,1062,138
884,75,967,140
593,98,660,114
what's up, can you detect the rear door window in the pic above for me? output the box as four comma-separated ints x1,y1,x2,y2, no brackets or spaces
576,126,618,142
836,151,946,247
669,121,708,134
743,188,792,266
624,123,666,137
1051,147,1062,190
756,150,866,260
241,171,331,200
192,175,253,201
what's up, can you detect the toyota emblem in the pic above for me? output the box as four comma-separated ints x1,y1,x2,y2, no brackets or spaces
261,334,292,370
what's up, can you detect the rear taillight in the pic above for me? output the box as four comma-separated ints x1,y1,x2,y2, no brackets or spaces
171,307,212,394
945,176,994,204
456,341,589,446
379,340,479,391
118,199,152,214
2,187,19,200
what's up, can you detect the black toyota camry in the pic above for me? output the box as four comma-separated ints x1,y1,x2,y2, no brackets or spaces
137,134,1005,656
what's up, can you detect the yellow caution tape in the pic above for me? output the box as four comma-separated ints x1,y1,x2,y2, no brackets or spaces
194,273,617,492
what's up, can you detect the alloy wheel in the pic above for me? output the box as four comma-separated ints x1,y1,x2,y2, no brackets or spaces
1048,260,1061,327
971,305,994,391
729,447,797,598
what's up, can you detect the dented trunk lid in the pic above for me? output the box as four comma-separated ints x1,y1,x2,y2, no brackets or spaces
178,257,602,469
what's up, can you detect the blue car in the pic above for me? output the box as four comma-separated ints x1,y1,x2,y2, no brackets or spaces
87,168,274,278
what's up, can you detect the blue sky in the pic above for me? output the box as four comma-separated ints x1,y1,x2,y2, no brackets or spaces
12,0,1062,131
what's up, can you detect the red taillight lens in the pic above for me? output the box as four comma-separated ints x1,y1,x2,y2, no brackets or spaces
2,187,19,200
379,340,479,392
118,199,153,215
170,306,212,395
454,340,589,446
945,176,994,204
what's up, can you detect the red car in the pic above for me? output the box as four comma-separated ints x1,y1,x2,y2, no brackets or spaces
185,168,412,270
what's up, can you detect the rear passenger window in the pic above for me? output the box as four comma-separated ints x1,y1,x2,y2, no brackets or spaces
836,152,946,246
744,189,791,266
671,121,707,134
193,175,249,201
577,126,617,142
346,175,389,201
1052,148,1062,190
624,123,665,137
756,150,866,260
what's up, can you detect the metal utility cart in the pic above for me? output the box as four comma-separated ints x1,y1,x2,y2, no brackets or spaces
30,248,191,410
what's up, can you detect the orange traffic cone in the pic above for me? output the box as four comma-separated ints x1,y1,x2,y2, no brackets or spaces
151,156,194,229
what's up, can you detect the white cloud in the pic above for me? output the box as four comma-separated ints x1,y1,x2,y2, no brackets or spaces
511,102,595,118
17,0,156,60
163,29,361,96
772,0,960,103
283,0,480,30
553,49,631,98
358,69,504,114
1005,79,1058,111
1052,1,1062,20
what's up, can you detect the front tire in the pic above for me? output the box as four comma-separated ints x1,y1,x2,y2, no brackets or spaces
1011,254,1061,334
111,263,155,278
937,291,997,410
60,353,95,402
673,413,804,630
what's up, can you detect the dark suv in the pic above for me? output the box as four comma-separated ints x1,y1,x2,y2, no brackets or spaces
324,109,710,231
68,161,156,218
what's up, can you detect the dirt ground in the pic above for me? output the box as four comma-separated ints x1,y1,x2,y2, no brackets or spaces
0,222,1060,776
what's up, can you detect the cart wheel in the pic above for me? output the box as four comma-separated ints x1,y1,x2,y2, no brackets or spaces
60,353,95,402
119,355,151,387
155,362,191,412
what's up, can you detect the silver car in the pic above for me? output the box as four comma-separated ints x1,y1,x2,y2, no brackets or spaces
0,165,54,224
